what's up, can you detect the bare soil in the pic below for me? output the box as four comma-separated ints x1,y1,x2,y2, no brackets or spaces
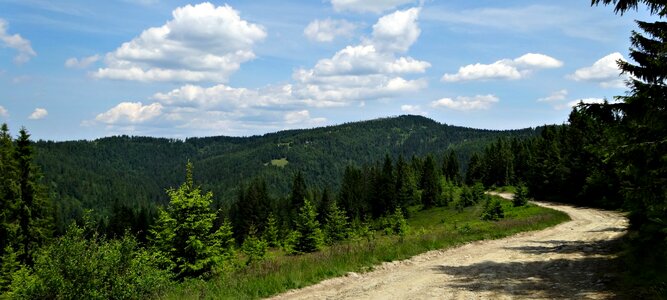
270,194,628,299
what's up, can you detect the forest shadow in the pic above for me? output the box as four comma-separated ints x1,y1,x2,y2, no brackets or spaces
431,237,625,299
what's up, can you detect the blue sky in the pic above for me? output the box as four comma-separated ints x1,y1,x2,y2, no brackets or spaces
0,0,653,140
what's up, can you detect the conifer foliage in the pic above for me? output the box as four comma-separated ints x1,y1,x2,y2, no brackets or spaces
150,162,235,279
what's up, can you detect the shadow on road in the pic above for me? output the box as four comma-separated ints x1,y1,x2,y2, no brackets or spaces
431,237,624,299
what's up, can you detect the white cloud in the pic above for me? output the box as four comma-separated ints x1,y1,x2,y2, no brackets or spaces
28,108,48,120
400,104,427,116
0,106,8,117
555,98,605,110
94,3,266,82
304,19,357,42
152,83,296,110
331,0,416,13
284,110,327,125
0,19,36,64
294,7,429,107
537,89,568,102
568,52,627,88
65,54,100,68
431,94,499,111
442,53,562,82
95,102,163,124
371,7,421,53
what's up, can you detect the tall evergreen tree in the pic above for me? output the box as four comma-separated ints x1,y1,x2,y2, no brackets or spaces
372,155,395,217
289,171,307,221
420,155,440,209
294,199,323,253
395,155,413,211
465,152,484,185
0,124,18,260
592,0,667,243
442,150,461,184
14,128,52,266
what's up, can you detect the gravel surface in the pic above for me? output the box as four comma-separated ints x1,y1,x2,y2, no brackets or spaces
269,193,628,299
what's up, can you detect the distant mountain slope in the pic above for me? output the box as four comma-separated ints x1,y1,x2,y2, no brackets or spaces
34,115,541,216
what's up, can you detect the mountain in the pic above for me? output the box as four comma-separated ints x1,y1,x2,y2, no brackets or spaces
33,115,541,221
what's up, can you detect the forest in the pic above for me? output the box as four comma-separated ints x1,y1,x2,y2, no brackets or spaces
0,0,665,298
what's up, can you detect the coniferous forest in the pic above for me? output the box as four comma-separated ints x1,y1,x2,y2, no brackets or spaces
0,0,665,299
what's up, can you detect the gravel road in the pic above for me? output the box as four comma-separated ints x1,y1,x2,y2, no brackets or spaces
270,193,628,299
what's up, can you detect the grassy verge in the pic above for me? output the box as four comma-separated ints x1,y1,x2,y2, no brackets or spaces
161,196,569,299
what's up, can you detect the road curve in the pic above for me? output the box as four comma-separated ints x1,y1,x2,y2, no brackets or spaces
269,194,628,299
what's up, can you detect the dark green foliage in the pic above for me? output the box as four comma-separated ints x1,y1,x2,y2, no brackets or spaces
6,222,171,299
385,207,409,238
289,171,308,221
442,150,461,184
372,155,396,217
323,202,349,245
149,163,235,279
513,184,529,207
31,116,540,229
293,199,323,254
464,153,484,185
481,198,504,221
231,179,271,241
420,155,440,209
455,186,475,211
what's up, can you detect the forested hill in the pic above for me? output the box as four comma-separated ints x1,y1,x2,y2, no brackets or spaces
33,115,540,219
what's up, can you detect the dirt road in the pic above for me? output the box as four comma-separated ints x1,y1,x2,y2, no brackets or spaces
270,194,628,299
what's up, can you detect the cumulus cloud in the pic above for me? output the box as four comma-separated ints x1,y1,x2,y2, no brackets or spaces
0,105,8,117
95,102,163,124
330,0,416,13
431,94,499,111
304,19,357,42
371,7,421,53
65,54,100,68
400,104,427,116
28,108,48,120
0,19,36,64
568,52,627,88
442,53,562,82
284,110,327,125
94,3,266,82
537,89,568,102
294,7,429,107
152,83,296,110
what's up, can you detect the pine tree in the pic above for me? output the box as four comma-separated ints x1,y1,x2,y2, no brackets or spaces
442,150,461,184
150,162,235,278
0,124,19,261
395,155,414,212
372,155,395,217
465,153,484,185
241,225,267,266
294,199,323,253
14,128,52,266
324,201,349,245
420,155,440,209
513,184,529,207
289,171,307,222
263,213,280,248
591,0,667,251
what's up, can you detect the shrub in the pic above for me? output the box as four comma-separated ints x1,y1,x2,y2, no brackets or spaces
481,198,505,221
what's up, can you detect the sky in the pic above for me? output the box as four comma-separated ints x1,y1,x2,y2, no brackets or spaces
0,0,655,141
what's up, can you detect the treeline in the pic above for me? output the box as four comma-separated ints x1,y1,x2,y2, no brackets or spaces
33,115,540,233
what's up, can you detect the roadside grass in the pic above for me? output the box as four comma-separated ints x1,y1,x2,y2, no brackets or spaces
161,196,569,299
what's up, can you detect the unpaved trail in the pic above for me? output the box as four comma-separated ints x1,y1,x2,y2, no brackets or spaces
270,194,628,299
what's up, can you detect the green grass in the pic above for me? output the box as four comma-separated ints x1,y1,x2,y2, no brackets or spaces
269,158,288,168
161,196,569,299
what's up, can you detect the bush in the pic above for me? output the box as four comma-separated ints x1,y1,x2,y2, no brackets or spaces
513,184,529,207
481,198,505,221
6,223,172,299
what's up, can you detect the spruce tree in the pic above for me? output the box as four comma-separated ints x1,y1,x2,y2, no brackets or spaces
324,201,349,245
150,162,235,278
294,199,323,253
591,0,667,248
420,155,440,209
263,213,280,248
14,128,52,266
289,171,307,222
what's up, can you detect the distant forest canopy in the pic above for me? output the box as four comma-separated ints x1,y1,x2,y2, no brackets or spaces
31,115,543,227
